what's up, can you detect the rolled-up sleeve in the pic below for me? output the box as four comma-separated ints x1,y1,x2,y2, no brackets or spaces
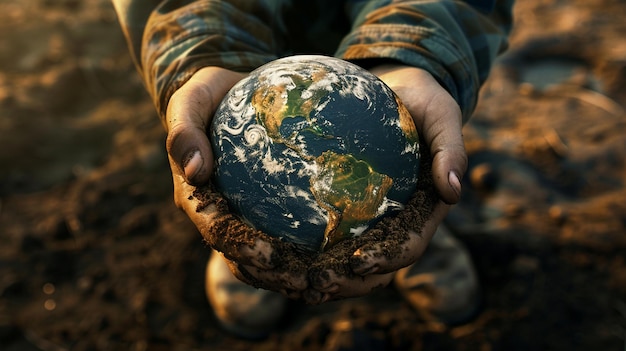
337,0,513,121
113,0,282,120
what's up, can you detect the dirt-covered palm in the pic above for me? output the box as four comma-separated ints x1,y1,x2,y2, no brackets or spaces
165,67,309,297
303,65,468,303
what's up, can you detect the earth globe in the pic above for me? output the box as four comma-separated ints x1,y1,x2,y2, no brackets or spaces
210,55,421,253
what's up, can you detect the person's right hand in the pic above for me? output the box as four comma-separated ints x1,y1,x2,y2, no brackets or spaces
164,67,309,298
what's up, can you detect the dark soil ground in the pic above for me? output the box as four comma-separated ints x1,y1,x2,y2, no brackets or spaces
1,1,625,350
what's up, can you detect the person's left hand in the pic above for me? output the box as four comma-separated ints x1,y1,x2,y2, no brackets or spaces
302,64,468,304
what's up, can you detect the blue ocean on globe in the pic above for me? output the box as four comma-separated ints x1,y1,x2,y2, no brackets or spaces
211,55,421,252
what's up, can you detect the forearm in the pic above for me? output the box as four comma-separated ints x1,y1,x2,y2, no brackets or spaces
338,0,514,122
112,0,281,121
112,0,162,72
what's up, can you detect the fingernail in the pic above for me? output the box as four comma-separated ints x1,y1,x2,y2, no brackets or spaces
352,262,378,275
359,265,379,276
319,284,339,293
285,290,302,300
319,293,331,304
183,150,202,181
250,257,273,270
351,251,377,275
448,171,462,199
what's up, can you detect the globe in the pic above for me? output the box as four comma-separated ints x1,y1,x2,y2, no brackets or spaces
211,55,421,253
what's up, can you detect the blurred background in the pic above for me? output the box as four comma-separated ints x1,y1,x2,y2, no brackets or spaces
1,1,625,350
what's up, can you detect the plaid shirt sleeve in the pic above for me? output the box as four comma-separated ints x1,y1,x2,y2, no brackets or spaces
338,0,513,122
112,0,513,122
112,0,283,120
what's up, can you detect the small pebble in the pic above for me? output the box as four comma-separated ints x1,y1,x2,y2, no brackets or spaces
512,255,540,275
44,299,56,311
504,203,524,218
42,283,55,295
549,205,567,224
470,163,498,191
518,82,536,96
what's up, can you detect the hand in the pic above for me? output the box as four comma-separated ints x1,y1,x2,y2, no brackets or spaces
165,67,309,297
304,64,467,303
371,65,468,204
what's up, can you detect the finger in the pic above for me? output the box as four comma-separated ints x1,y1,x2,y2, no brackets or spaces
228,262,308,300
165,68,245,185
169,156,276,269
373,66,467,204
419,97,467,204
306,271,395,304
350,200,450,275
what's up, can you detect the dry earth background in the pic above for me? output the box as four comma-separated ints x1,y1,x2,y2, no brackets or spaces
1,0,626,350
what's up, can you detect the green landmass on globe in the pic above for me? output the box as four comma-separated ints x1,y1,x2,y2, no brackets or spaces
211,55,421,252
311,151,394,249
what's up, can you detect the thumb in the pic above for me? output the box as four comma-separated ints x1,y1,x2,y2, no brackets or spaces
165,67,246,185
419,93,467,204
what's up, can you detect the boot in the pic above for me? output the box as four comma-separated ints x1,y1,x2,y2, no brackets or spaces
394,225,481,325
205,250,287,339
